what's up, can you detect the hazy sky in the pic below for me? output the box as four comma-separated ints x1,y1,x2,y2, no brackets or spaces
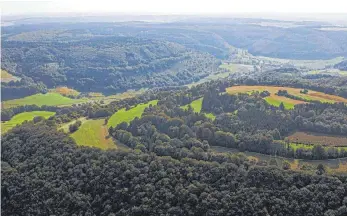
1,0,347,16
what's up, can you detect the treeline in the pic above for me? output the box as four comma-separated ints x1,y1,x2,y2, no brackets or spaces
2,121,347,215
239,75,347,98
1,104,58,121
1,77,47,101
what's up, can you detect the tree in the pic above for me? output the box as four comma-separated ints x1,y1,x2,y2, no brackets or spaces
282,160,291,170
279,102,285,111
316,163,326,175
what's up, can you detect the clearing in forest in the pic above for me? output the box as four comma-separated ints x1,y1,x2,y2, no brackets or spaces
2,93,88,108
107,100,158,128
226,85,347,108
287,131,347,147
71,119,116,150
1,111,55,134
180,98,216,120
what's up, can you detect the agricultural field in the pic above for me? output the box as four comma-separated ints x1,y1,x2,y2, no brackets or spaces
71,119,116,150
107,100,158,128
2,93,88,108
1,111,55,134
50,86,80,97
180,98,216,120
226,85,347,108
287,131,347,147
1,69,20,82
212,146,347,175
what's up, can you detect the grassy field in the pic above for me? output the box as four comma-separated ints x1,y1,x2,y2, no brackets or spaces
50,86,80,97
2,93,88,108
1,69,20,83
59,117,87,133
264,96,302,109
1,69,13,78
1,111,55,134
181,98,216,120
212,146,347,175
90,88,148,104
107,100,158,128
226,85,347,108
71,119,116,150
287,131,347,146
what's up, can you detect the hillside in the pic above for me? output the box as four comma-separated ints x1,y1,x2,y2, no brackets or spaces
1,36,219,94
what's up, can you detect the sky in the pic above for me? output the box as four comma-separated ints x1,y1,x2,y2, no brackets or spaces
1,0,347,16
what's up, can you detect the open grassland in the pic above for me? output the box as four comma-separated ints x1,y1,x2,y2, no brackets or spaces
50,86,80,97
87,88,148,104
1,111,55,134
71,119,116,150
264,96,303,109
212,146,347,175
107,100,158,128
2,93,88,108
180,98,216,120
226,85,347,106
287,131,347,147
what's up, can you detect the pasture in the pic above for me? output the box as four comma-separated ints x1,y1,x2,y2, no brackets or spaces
287,131,347,147
71,119,116,150
226,85,347,107
2,93,88,108
181,98,216,120
107,100,158,128
1,111,55,134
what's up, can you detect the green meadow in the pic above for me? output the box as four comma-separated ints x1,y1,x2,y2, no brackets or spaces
181,98,216,120
264,97,296,109
2,93,88,108
1,111,55,134
107,100,158,128
71,119,116,150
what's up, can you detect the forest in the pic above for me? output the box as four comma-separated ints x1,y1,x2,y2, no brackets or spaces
2,118,347,216
1,36,219,98
2,17,347,216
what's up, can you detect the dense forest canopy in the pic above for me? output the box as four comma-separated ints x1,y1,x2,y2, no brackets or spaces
2,120,347,216
1,36,219,94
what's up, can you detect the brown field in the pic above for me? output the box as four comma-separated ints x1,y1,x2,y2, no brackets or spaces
287,131,347,147
226,85,347,103
1,69,20,83
51,86,80,97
